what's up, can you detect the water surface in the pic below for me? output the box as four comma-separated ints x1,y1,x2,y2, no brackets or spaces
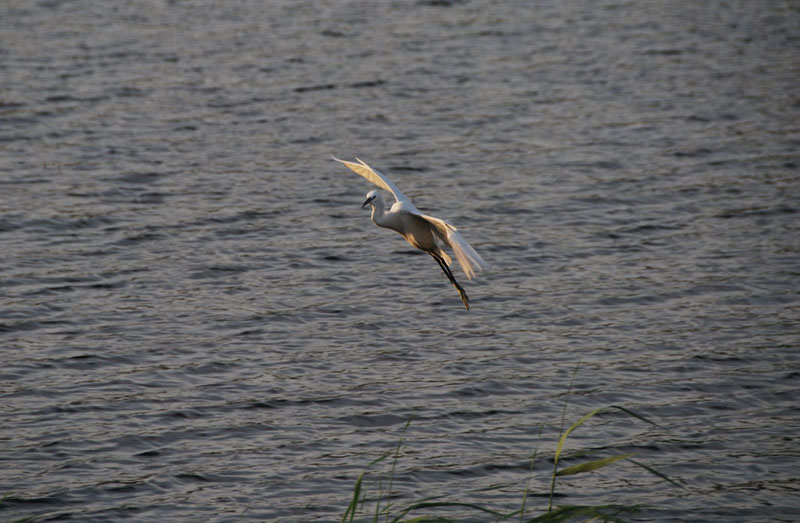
2,1,799,521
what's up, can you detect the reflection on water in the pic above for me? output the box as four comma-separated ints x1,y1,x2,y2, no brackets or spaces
1,0,798,521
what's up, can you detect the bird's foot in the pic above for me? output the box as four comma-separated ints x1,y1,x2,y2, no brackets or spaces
456,287,470,311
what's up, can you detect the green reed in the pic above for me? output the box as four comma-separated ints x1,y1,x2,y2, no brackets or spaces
341,405,683,523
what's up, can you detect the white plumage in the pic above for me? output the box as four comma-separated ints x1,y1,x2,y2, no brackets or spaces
333,156,488,310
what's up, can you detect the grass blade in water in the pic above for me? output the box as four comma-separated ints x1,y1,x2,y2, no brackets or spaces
528,504,642,522
342,471,366,523
626,458,687,489
555,453,635,476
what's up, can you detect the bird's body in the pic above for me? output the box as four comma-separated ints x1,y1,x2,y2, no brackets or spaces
364,190,451,265
333,156,488,310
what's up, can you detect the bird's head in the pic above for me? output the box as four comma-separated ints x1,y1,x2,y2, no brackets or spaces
362,190,379,208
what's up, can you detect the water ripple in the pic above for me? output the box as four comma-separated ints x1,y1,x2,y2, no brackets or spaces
2,1,799,521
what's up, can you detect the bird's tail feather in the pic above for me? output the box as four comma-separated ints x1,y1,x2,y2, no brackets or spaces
447,229,488,280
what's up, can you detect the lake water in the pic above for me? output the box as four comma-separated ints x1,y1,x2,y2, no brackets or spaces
2,1,799,521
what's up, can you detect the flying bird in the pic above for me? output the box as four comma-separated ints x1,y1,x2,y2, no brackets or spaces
333,156,488,310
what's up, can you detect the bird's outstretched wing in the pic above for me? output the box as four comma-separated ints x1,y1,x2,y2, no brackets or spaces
332,156,410,204
419,213,489,280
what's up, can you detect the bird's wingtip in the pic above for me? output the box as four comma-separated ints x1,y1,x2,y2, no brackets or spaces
332,155,367,167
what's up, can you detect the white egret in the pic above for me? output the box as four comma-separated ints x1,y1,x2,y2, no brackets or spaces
333,156,488,310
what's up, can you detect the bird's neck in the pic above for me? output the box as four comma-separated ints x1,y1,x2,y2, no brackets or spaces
370,201,388,226
371,202,405,235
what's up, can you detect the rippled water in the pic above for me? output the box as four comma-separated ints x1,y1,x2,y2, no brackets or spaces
2,1,799,521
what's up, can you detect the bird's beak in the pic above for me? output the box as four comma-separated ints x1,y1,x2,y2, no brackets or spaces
361,197,371,208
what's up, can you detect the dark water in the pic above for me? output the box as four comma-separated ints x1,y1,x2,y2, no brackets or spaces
2,1,799,521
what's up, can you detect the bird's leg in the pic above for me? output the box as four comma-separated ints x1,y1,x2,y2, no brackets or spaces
431,254,470,311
